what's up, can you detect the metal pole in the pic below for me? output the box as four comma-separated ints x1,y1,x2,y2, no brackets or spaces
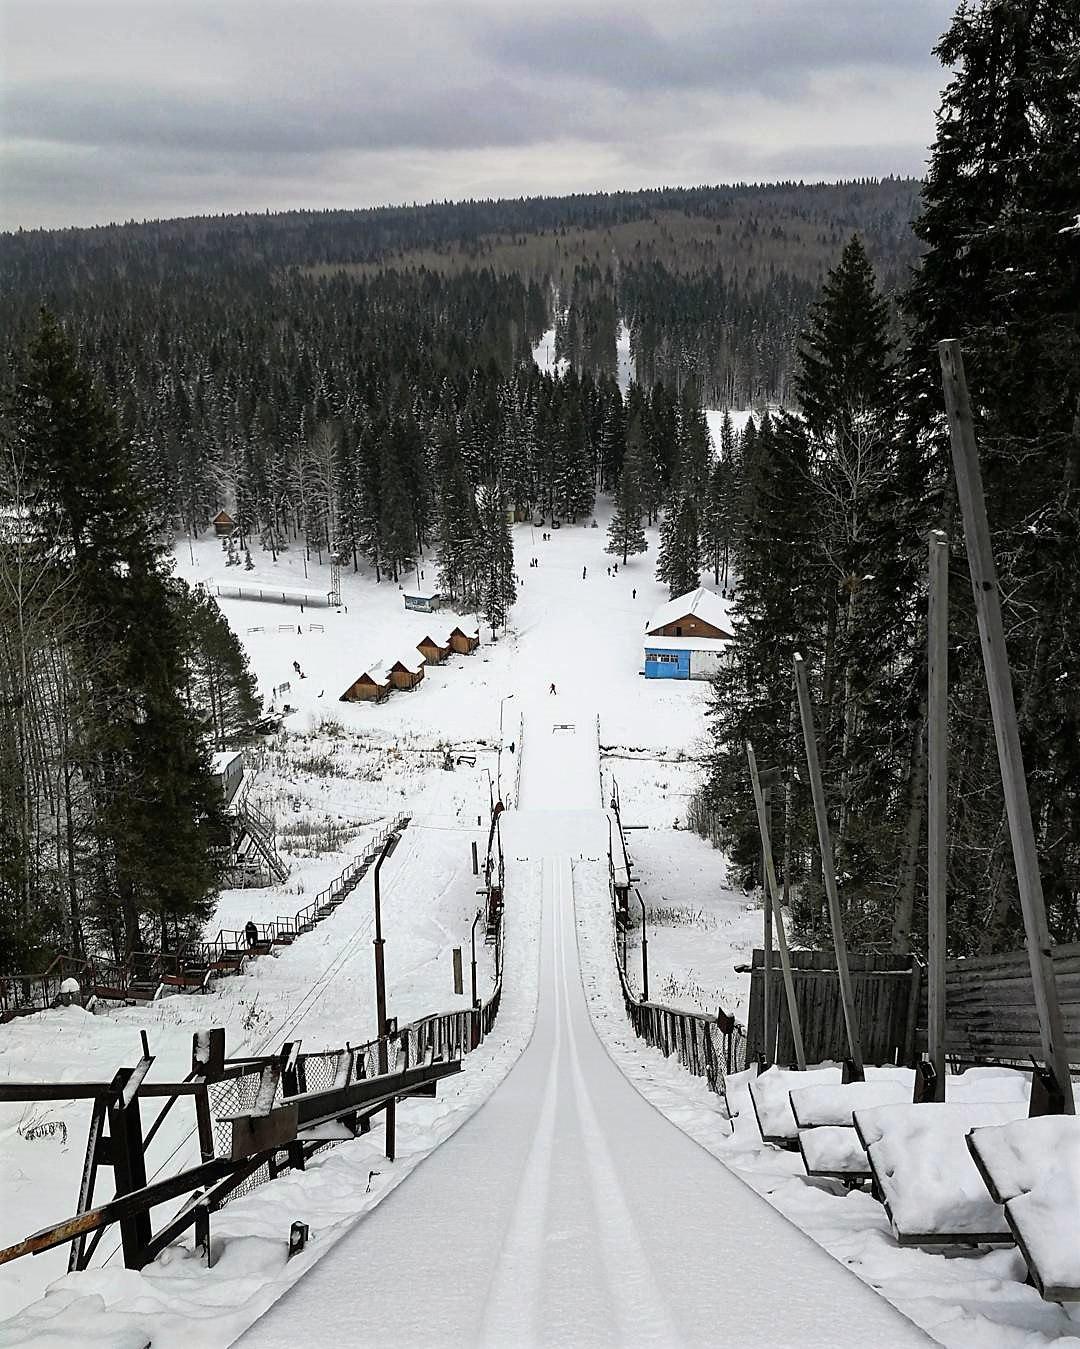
793,654,863,1075
938,339,1074,1112
636,888,649,1003
927,530,949,1100
372,832,400,1158
746,742,806,1069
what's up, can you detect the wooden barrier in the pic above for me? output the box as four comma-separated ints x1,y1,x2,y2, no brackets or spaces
743,949,919,1069
913,943,1080,1068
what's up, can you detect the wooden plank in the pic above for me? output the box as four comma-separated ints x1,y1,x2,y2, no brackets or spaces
938,339,1075,1113
927,530,949,1099
793,654,862,1073
746,742,806,1068
0,1158,230,1266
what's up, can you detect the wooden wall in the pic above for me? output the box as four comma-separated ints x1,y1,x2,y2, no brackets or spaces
745,949,919,1068
913,942,1080,1066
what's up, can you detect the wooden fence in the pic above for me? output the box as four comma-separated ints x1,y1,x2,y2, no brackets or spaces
744,949,920,1069
913,942,1080,1068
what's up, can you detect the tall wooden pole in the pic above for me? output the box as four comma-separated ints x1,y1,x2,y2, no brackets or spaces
762,784,773,1066
938,340,1074,1112
793,654,864,1075
747,742,806,1069
927,531,949,1100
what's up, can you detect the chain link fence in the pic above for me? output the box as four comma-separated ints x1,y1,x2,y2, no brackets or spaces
206,906,505,1210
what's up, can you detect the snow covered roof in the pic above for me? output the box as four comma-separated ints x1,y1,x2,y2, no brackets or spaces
354,662,387,682
390,654,425,674
647,587,733,639
643,636,730,654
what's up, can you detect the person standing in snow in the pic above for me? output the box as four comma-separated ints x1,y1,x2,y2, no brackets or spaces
632,588,636,599
245,919,258,950
582,566,587,580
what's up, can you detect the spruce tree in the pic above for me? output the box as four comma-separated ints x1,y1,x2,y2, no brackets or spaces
476,483,516,636
606,455,647,565
10,313,226,955
901,0,1080,949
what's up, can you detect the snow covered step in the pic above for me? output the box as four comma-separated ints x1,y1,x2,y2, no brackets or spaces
854,1100,1029,1245
967,1115,1080,1300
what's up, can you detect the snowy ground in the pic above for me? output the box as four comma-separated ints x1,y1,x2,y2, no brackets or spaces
0,493,710,1340
2,473,1077,1346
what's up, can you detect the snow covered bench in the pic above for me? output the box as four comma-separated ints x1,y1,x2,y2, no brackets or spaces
854,1089,1029,1245
967,1115,1080,1300
790,1071,915,1181
749,1063,911,1151
749,1065,842,1147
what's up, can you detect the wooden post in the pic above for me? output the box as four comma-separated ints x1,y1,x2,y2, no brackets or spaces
762,785,773,1065
793,654,864,1075
746,742,806,1069
927,530,949,1100
938,340,1075,1113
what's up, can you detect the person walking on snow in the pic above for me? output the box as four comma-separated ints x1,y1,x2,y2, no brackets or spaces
549,682,557,695
245,919,258,950
582,565,587,579
632,587,636,599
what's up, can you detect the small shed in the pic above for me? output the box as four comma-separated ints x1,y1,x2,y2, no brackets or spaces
212,510,236,536
340,665,390,703
644,636,729,681
404,593,442,614
647,586,734,642
417,634,450,665
448,626,480,655
388,656,425,691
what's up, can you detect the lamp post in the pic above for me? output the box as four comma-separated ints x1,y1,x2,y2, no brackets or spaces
470,907,484,1006
636,888,649,1003
373,831,400,1159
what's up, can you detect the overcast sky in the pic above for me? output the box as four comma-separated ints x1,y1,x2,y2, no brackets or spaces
1,0,956,232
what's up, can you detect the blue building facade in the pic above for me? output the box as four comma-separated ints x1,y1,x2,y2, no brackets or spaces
644,646,691,679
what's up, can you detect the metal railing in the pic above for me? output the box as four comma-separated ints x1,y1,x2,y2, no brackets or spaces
0,954,95,1021
0,896,507,1273
606,789,745,1116
169,814,409,981
1,817,412,1021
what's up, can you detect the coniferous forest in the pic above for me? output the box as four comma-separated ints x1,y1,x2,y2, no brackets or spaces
1,0,1078,974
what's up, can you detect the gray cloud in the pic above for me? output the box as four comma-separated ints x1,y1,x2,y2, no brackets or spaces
480,1,948,98
0,0,955,231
